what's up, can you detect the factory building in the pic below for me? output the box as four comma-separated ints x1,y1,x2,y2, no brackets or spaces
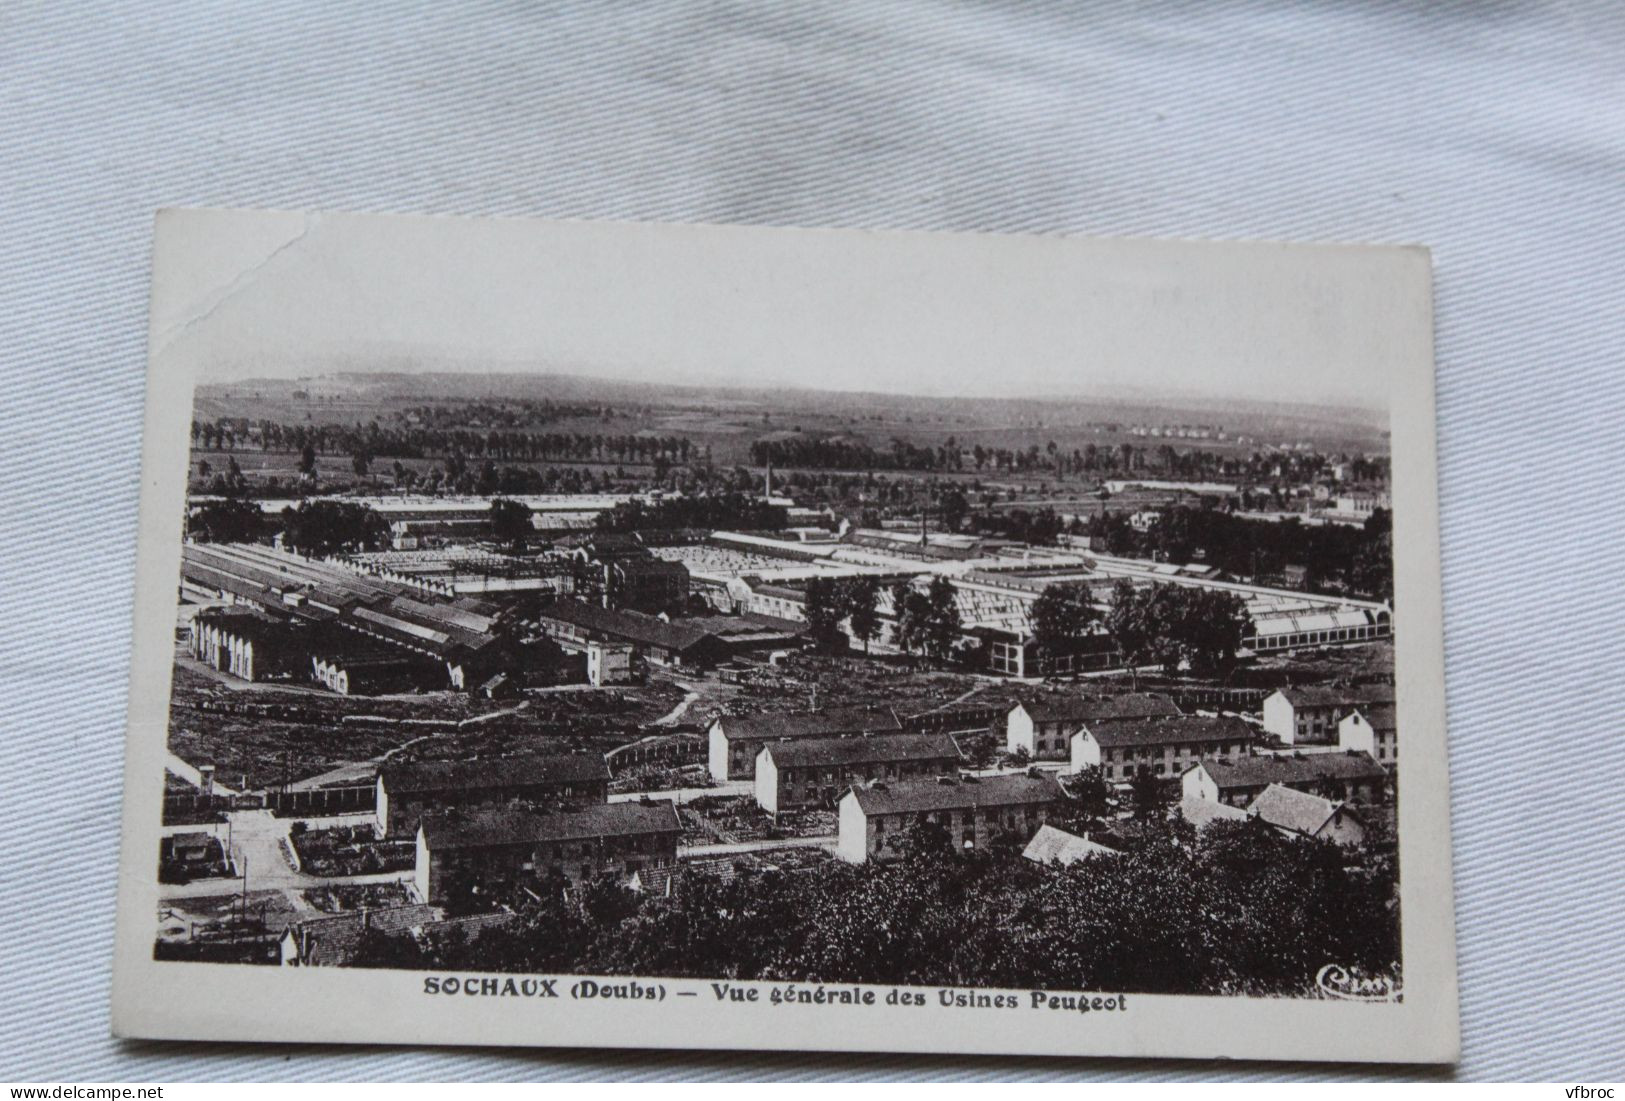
179,542,512,694
188,607,300,683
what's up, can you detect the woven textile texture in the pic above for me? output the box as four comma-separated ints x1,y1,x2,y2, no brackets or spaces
2,0,1623,1082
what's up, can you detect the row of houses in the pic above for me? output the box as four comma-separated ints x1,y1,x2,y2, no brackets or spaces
330,754,1382,952
1016,778,1370,873
1009,683,1399,772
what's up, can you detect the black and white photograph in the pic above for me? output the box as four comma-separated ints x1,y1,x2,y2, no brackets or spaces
110,208,1456,1063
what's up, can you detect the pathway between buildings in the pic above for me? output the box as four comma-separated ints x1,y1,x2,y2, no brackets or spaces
158,808,409,900
650,686,701,726
678,835,835,859
610,781,752,805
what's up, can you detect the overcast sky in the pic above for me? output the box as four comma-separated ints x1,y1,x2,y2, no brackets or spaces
150,208,1431,412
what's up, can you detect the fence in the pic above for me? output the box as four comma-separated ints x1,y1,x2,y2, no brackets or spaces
263,784,377,817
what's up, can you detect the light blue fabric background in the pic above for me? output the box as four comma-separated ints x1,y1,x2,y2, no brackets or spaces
2,0,1622,1082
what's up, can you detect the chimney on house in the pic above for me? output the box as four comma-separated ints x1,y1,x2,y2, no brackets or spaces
198,764,215,799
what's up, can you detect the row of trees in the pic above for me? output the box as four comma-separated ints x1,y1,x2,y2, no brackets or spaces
193,417,700,469
1031,578,1253,679
186,499,390,557
1104,581,1253,679
1083,505,1395,602
348,817,1398,998
746,429,1388,488
594,494,789,533
797,575,963,664
802,577,883,654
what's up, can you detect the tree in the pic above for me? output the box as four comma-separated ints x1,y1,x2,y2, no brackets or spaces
351,450,371,482
279,501,389,557
919,576,962,666
889,580,921,657
1177,589,1252,678
843,577,881,653
803,576,848,654
297,443,318,479
1105,580,1152,687
489,498,533,554
1130,768,1170,821
1031,581,1098,669
1064,765,1113,822
187,499,266,544
939,488,969,533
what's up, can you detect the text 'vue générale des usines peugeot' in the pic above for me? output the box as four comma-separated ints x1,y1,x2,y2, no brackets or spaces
421,976,1129,1015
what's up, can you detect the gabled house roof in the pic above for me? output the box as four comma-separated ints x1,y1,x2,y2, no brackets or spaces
421,799,681,851
846,772,1063,816
1014,692,1182,725
282,904,438,966
381,752,609,796
1080,714,1254,749
1273,683,1395,710
1248,783,1363,838
1178,795,1250,830
1021,824,1119,866
714,706,902,742
760,732,960,770
1343,703,1396,733
1194,751,1386,791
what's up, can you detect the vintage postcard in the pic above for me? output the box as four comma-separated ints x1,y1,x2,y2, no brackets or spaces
112,209,1457,1062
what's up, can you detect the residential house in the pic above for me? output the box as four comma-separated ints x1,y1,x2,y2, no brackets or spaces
1182,751,1388,808
415,800,682,904
1247,783,1366,846
1005,693,1182,761
708,706,902,782
836,772,1064,863
1070,714,1255,783
754,732,960,816
278,904,440,966
1261,684,1396,745
1338,704,1397,769
279,907,518,967
376,752,610,838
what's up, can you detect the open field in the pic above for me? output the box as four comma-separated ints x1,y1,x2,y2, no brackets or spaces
192,372,1390,485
